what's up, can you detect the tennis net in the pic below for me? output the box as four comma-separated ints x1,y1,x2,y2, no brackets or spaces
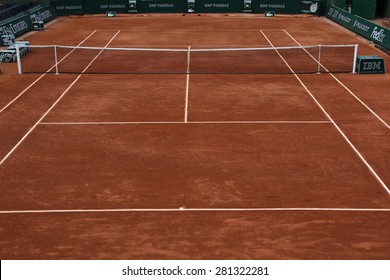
16,44,358,75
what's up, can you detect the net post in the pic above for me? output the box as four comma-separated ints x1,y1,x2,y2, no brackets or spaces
54,45,59,75
16,44,22,74
317,45,322,74
352,44,358,74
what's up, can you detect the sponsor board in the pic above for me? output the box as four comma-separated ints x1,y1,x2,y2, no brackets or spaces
327,5,390,50
0,5,55,38
195,0,249,13
53,0,187,14
137,0,186,13
54,5,84,14
356,56,385,74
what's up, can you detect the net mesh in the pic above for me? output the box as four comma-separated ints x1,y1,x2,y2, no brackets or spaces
18,44,358,75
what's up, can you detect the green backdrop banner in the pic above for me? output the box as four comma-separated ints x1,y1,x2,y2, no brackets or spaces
194,0,248,13
51,0,323,15
0,4,55,37
84,0,129,13
136,0,187,13
327,5,389,50
52,0,188,14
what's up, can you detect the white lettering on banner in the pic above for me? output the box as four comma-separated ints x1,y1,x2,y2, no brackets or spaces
362,61,382,70
260,4,285,9
100,4,125,9
66,6,82,10
1,26,14,36
149,4,174,8
39,10,52,20
370,27,386,43
205,4,229,8
269,4,285,8
58,5,82,10
353,20,370,32
337,13,351,23
30,10,52,22
10,20,29,34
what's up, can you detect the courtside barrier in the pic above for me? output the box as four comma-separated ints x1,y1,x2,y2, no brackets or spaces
51,0,324,15
0,4,55,38
326,5,390,50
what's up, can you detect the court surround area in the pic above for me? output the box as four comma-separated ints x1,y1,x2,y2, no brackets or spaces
0,13,390,259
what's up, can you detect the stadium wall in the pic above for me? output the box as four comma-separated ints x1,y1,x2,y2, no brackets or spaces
0,4,55,38
327,5,390,50
50,0,326,15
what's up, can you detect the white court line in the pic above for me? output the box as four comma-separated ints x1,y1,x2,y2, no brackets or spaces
283,29,390,130
259,30,390,196
39,121,332,125
0,30,98,113
185,46,191,122
0,31,121,166
1,207,390,214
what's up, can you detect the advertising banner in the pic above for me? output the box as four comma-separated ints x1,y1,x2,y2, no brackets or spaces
327,5,390,50
0,5,55,38
51,0,86,15
137,0,187,13
195,0,247,13
50,0,329,15
84,0,129,14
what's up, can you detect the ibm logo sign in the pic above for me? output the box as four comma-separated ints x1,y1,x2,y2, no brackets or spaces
357,56,385,74
362,61,382,71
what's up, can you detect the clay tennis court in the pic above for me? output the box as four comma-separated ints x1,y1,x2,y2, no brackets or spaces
0,14,390,259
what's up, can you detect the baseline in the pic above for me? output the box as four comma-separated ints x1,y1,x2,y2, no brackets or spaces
1,207,390,214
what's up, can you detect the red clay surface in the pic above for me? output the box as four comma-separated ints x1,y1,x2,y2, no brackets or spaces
1,123,388,210
1,211,389,260
44,74,187,122
0,14,390,259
